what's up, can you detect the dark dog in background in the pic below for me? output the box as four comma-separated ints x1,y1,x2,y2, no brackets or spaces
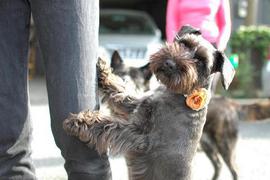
202,96,239,180
63,25,235,180
204,96,270,180
110,51,152,93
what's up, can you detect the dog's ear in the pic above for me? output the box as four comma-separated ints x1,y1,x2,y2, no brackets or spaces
174,25,201,41
213,51,235,90
111,50,123,69
140,63,153,81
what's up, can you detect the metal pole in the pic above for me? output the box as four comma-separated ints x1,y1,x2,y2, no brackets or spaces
244,0,258,25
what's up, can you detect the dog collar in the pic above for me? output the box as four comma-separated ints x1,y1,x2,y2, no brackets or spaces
184,88,210,111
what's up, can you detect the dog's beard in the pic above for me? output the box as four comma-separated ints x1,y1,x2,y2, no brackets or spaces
149,42,201,94
153,63,198,94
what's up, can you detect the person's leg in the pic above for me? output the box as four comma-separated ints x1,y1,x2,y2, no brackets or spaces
0,0,36,179
30,0,112,179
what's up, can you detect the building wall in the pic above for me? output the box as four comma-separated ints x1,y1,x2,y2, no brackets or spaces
257,0,270,25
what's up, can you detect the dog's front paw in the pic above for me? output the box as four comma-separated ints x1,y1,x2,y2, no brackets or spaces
97,57,125,92
97,57,111,83
63,110,102,142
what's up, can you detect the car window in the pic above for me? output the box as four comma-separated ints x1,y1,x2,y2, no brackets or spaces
100,13,155,35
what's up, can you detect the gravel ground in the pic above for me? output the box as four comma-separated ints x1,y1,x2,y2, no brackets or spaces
29,77,270,180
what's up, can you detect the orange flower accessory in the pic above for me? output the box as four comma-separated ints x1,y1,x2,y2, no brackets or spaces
185,88,210,111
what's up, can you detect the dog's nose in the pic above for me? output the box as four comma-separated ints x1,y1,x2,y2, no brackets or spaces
164,59,176,71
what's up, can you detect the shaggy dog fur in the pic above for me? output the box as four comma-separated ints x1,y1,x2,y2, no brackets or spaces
63,26,235,180
110,49,239,180
109,50,270,180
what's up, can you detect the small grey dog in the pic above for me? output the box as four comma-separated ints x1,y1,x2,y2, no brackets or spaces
63,25,235,180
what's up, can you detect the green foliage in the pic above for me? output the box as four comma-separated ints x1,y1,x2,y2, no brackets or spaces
231,25,270,58
233,52,255,97
227,25,270,97
236,53,253,86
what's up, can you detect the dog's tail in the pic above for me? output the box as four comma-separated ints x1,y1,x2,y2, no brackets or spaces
209,96,270,122
238,98,270,121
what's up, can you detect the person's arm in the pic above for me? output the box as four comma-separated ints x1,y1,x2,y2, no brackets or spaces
166,0,180,42
216,0,231,51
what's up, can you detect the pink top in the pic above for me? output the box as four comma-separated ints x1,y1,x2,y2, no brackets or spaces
166,0,231,51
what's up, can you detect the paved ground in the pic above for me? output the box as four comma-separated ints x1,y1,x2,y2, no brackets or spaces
29,77,270,180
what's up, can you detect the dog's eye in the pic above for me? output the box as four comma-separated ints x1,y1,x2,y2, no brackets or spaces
118,72,128,77
193,53,206,66
194,53,206,62
191,58,199,63
197,60,205,67
180,40,193,49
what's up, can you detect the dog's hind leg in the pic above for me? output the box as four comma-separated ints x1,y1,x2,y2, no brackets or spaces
200,134,222,180
217,136,238,180
215,114,239,180
63,110,150,155
97,57,140,117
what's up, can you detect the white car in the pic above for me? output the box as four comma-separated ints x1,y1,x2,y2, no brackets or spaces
99,9,164,67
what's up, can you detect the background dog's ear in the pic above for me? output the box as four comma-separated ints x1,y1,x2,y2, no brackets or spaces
111,50,123,69
174,25,201,41
213,51,235,90
140,63,153,81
